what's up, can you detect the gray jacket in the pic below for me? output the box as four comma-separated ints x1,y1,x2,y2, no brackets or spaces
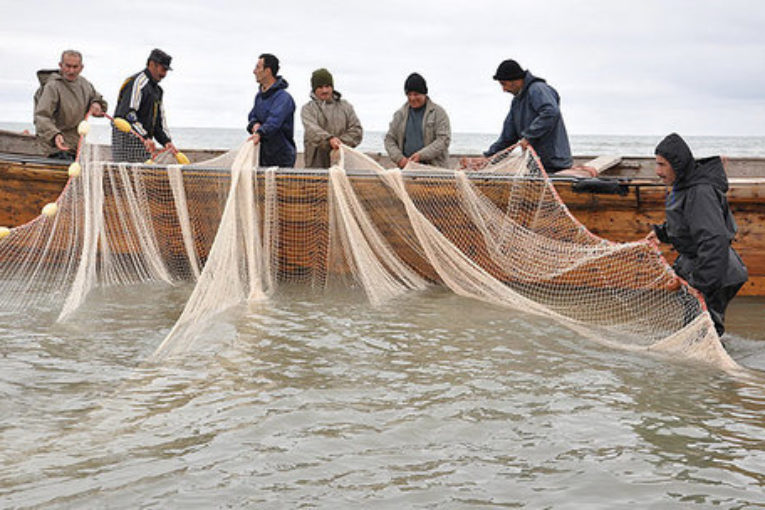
384,98,451,168
34,71,107,155
301,90,363,168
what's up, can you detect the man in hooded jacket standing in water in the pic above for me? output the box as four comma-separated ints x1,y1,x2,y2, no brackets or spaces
650,133,748,337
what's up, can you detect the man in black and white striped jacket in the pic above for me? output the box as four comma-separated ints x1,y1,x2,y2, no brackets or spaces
112,48,177,162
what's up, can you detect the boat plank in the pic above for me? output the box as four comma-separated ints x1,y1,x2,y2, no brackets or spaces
1,154,764,296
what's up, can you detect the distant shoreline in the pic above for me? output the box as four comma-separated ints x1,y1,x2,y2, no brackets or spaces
3,121,765,157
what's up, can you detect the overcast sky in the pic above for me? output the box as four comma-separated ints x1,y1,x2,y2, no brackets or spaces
2,0,764,136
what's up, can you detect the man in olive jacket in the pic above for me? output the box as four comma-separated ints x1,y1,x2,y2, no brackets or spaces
384,73,451,169
34,50,107,159
301,68,363,168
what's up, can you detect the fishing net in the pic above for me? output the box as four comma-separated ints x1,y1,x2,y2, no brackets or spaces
0,123,737,369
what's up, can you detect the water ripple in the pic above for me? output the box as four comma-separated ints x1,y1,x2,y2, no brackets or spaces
1,286,764,508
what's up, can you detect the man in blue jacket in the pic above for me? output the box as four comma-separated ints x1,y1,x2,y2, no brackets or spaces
484,59,572,173
247,53,296,167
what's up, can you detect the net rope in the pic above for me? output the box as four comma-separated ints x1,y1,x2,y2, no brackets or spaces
0,128,738,370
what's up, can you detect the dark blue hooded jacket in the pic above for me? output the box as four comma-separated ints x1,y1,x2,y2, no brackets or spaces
485,70,572,172
247,77,296,167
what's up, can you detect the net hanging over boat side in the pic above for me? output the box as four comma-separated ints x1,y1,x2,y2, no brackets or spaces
0,135,232,317
334,147,733,367
0,126,738,370
154,143,736,368
154,143,278,357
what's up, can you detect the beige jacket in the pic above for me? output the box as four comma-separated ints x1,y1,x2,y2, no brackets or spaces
301,90,363,168
34,71,107,155
384,98,451,168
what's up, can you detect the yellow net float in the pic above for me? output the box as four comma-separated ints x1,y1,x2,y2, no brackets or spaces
175,152,191,165
42,202,58,218
113,117,132,133
68,162,81,178
0,226,10,240
77,120,90,136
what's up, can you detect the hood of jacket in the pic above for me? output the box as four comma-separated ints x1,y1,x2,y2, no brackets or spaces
518,70,546,98
655,133,728,192
36,69,59,86
261,76,290,99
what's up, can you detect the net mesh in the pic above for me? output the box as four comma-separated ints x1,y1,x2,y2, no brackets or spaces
0,127,738,369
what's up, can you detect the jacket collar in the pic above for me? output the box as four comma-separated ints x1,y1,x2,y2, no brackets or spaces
310,89,342,103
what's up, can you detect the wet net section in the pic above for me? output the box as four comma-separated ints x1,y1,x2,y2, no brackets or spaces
0,126,737,369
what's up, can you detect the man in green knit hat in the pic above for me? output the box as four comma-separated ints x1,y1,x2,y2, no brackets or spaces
300,68,363,168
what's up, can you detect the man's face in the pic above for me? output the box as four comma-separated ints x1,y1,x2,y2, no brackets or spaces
315,85,333,101
406,91,426,109
254,58,270,85
500,79,523,96
655,155,677,186
147,60,168,82
59,54,83,82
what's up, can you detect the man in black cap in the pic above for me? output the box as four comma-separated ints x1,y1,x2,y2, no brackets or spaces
384,72,451,168
483,59,572,172
112,48,177,162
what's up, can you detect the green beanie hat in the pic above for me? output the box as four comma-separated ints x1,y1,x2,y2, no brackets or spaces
311,68,334,90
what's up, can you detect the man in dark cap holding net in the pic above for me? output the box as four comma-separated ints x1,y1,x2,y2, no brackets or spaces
483,59,572,172
384,72,451,168
112,48,178,162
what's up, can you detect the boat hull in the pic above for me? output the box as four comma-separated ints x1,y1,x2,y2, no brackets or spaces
1,152,763,296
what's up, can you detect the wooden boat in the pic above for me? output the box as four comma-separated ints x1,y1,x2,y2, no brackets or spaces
2,131,764,296
553,155,765,297
0,128,43,156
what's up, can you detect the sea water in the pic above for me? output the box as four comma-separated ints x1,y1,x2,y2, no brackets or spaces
1,283,764,508
1,122,765,508
3,121,765,157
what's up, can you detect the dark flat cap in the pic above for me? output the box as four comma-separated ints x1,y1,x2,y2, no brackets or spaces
148,48,173,70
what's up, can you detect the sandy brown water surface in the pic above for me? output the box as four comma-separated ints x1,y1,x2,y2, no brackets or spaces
1,284,764,508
